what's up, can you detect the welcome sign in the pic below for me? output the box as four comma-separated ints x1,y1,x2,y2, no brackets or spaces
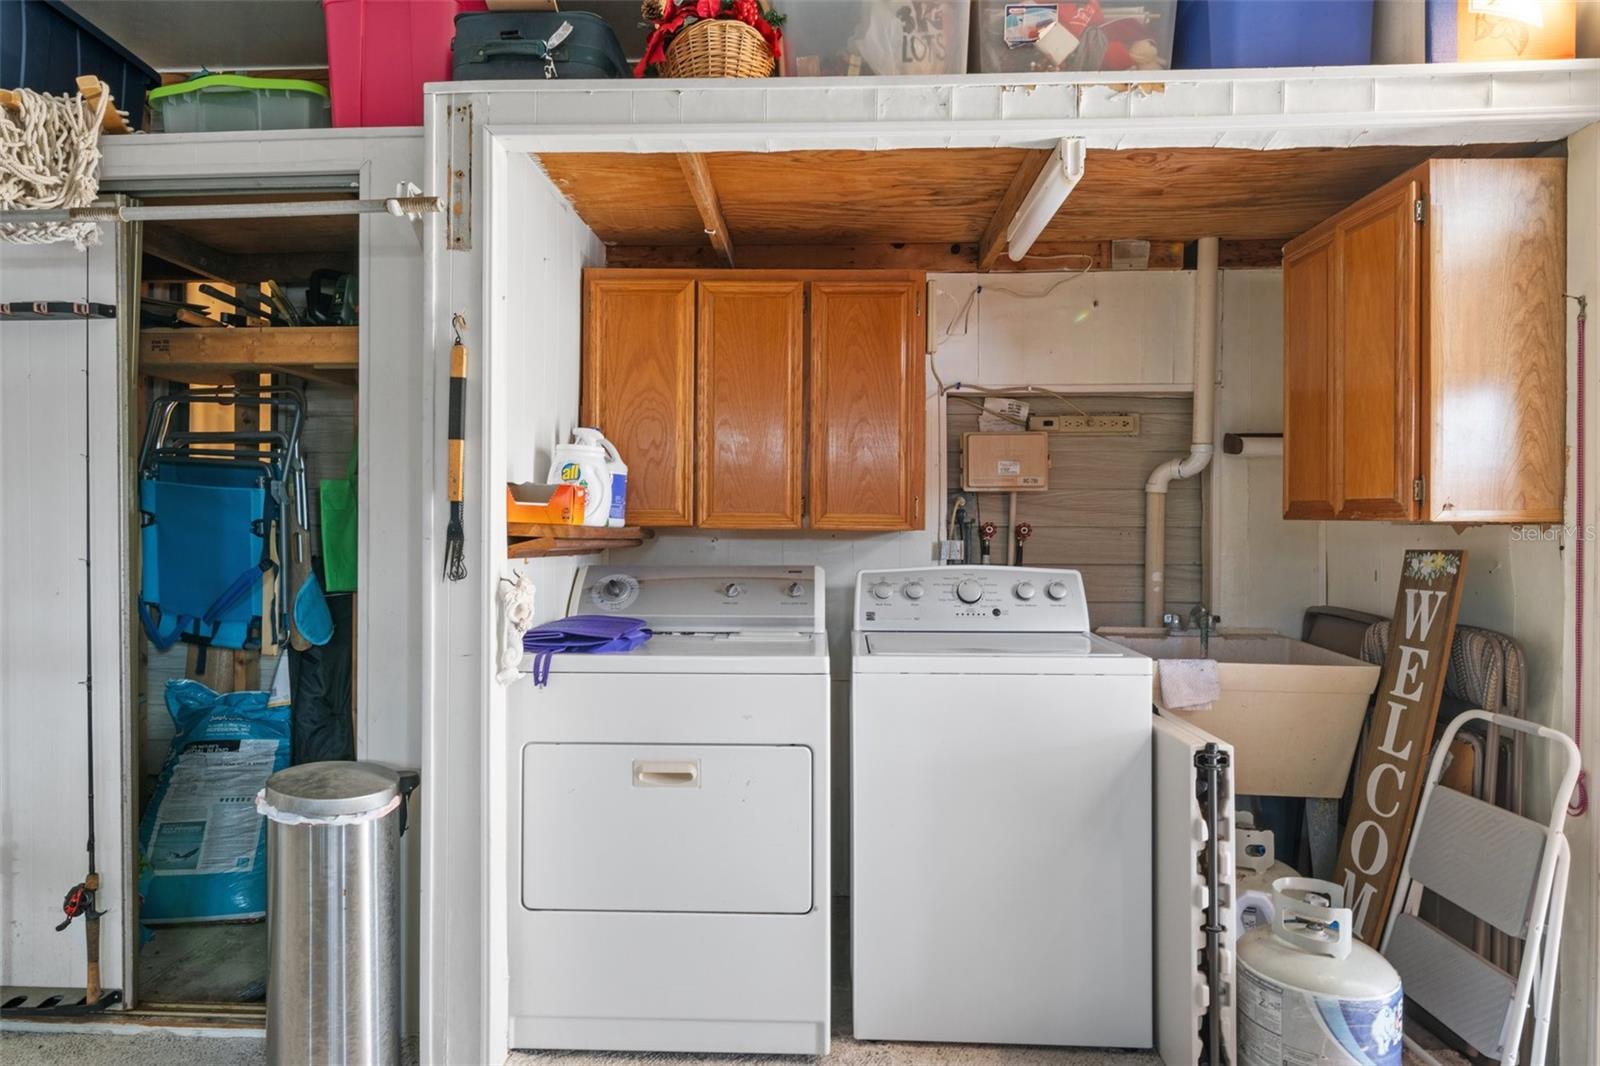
1335,549,1468,944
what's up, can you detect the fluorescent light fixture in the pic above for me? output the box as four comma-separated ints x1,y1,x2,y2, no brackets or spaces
1005,137,1086,263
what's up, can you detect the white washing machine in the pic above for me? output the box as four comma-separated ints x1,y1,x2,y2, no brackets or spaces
508,565,830,1056
850,565,1154,1048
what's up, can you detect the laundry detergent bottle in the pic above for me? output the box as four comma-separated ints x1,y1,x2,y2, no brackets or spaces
547,430,611,527
588,429,629,528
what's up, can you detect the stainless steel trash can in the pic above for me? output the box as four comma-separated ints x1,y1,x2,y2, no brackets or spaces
258,761,418,1066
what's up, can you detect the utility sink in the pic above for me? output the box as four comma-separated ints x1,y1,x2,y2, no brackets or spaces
1098,628,1381,798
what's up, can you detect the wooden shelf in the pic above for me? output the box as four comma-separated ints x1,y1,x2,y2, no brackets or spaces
140,326,357,386
506,523,647,559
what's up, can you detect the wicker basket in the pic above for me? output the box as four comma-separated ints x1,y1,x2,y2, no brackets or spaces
662,17,775,78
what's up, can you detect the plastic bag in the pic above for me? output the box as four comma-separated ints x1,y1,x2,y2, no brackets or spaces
138,680,291,924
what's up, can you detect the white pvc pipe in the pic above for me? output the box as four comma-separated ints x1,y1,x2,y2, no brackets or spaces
1226,435,1284,458
1145,237,1219,626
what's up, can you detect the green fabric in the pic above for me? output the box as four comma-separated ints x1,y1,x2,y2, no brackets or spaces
148,74,329,101
320,442,358,593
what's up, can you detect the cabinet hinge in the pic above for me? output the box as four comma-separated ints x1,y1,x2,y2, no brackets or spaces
1414,198,1424,224
1413,477,1425,502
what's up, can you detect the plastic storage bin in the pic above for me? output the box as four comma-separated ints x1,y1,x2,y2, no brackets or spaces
973,1,1177,74
322,0,485,128
148,75,331,133
1173,0,1374,69
782,0,969,76
0,0,158,111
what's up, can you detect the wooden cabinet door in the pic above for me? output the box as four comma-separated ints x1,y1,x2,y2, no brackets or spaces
808,281,924,531
696,280,805,528
581,276,695,526
1282,229,1338,519
1331,178,1420,520
1424,158,1566,523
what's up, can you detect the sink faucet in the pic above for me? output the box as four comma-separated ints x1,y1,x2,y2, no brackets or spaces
1188,604,1216,657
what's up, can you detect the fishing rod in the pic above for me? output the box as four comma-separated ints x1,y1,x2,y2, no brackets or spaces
55,294,104,1006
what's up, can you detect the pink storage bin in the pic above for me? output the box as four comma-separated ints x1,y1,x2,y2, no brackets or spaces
322,0,486,128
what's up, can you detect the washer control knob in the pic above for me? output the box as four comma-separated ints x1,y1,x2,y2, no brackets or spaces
955,579,984,604
871,581,895,601
786,582,807,598
1014,581,1037,601
903,582,925,601
722,582,744,598
600,579,629,601
1046,580,1071,601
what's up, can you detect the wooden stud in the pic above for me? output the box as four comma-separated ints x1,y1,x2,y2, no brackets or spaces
677,153,736,267
977,149,1053,273
1219,239,1285,270
141,326,357,375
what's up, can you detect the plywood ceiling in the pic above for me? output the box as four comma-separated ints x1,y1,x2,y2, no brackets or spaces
536,143,1547,265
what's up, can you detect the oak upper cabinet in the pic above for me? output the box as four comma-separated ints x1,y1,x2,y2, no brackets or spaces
696,280,805,528
1282,157,1565,524
808,281,925,530
582,275,696,526
582,269,925,531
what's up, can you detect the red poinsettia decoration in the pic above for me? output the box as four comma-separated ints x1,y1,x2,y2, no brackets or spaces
635,0,786,77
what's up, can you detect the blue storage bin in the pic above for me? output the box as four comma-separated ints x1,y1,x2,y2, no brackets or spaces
1174,0,1375,68
0,0,158,110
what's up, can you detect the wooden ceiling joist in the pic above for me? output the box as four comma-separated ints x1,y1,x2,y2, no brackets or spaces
677,153,735,267
977,149,1053,273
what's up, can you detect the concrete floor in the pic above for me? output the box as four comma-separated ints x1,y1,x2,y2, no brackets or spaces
0,1031,1155,1066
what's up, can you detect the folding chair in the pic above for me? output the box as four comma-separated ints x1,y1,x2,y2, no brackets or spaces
1380,710,1580,1066
137,385,306,656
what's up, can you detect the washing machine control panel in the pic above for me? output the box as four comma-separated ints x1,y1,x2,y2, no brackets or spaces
571,564,824,633
855,566,1091,632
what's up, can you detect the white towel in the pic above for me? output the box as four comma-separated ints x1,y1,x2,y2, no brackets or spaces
1160,659,1220,711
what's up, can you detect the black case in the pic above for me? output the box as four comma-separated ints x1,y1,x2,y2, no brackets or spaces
452,11,629,80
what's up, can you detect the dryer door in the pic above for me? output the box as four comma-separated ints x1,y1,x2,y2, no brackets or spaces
523,743,813,914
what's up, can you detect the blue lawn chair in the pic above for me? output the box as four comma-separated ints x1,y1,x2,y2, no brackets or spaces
137,386,305,658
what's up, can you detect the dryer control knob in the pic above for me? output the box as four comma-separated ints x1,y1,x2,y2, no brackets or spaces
903,582,925,601
786,582,807,598
1046,581,1071,600
871,581,895,601
1014,581,1037,600
956,579,983,604
601,579,629,600
722,582,744,598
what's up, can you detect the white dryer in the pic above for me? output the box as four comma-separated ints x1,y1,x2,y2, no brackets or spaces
850,565,1154,1048
508,565,830,1056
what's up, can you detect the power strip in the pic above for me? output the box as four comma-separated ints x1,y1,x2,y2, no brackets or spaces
1028,413,1140,436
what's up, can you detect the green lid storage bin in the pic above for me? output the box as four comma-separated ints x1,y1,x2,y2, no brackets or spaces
149,75,331,133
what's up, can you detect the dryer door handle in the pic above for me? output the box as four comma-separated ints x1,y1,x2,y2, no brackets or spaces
633,760,700,787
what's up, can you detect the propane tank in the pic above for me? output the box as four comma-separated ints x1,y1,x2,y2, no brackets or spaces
1237,878,1404,1066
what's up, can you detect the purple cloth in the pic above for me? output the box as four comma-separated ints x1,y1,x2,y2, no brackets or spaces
523,615,652,686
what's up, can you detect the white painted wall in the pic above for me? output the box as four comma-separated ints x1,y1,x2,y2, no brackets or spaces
0,230,129,992
928,271,1194,391
1213,269,1324,635
1558,120,1599,1066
